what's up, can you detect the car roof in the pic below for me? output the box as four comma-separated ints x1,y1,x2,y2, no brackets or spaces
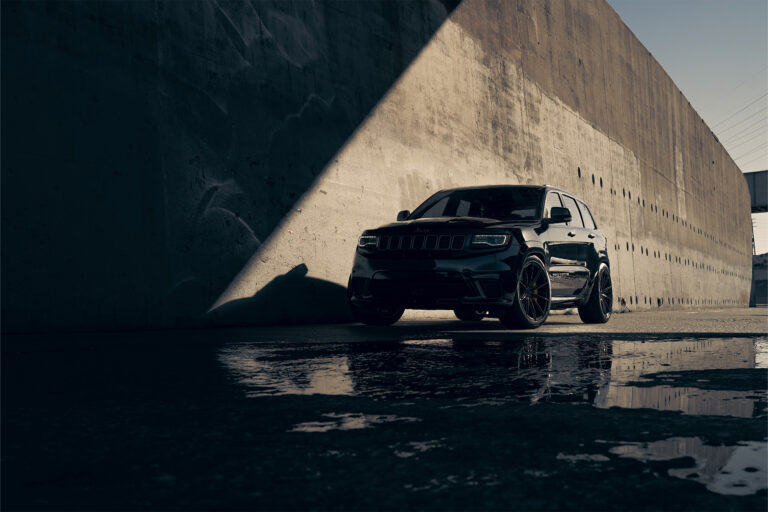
542,185,591,206
432,184,591,206
437,185,546,192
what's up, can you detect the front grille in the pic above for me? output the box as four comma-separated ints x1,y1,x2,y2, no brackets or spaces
377,234,466,252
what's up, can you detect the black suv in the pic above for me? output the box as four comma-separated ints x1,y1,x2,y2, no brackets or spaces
347,185,612,329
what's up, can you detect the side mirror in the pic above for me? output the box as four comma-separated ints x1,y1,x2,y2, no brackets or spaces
397,210,410,221
548,206,571,225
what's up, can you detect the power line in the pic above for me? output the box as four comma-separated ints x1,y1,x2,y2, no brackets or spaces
711,92,767,128
738,152,768,168
724,123,767,147
721,117,766,143
710,65,768,101
716,105,767,134
725,65,768,94
728,130,766,151
734,141,768,161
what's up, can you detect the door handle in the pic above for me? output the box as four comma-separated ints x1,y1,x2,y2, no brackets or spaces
588,233,596,239
567,231,576,237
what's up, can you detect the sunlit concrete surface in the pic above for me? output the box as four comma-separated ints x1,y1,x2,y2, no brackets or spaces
3,309,766,510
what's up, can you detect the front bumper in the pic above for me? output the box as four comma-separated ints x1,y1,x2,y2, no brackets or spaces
348,252,524,310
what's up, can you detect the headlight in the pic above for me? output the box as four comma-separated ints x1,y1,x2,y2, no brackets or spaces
358,235,378,248
470,234,510,248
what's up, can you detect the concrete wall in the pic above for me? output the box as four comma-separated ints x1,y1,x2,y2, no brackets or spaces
2,0,752,332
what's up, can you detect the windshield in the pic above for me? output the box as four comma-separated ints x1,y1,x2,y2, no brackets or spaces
409,187,543,221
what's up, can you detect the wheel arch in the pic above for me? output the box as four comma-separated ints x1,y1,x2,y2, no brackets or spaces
525,248,547,266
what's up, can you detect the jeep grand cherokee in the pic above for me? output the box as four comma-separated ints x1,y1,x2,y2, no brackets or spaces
347,185,612,329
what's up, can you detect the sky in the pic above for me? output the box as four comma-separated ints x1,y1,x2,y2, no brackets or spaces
608,0,767,254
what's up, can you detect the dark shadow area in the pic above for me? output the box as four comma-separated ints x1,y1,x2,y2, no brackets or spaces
207,264,353,326
1,0,461,333
3,328,764,510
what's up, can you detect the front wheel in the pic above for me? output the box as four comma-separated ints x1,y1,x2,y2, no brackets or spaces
348,293,404,325
499,255,551,329
578,263,612,324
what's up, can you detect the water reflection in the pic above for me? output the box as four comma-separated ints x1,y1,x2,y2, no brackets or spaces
219,346,354,397
594,339,758,417
219,337,763,417
289,412,419,433
610,437,766,496
218,335,766,496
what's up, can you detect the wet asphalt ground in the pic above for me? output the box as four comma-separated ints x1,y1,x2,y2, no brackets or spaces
2,318,767,510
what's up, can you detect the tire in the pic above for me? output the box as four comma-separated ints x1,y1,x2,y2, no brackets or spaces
454,307,485,321
578,263,612,324
499,255,551,329
348,292,404,326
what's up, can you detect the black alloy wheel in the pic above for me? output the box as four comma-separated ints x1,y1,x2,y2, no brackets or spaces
578,263,612,324
500,255,551,329
347,287,404,326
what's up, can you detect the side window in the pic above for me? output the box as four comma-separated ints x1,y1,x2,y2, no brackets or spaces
543,192,563,218
577,201,596,230
560,195,584,228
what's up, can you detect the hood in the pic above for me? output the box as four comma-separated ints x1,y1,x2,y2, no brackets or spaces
370,216,539,233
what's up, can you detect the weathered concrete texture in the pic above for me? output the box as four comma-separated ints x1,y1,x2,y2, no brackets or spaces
215,0,752,323
1,0,752,332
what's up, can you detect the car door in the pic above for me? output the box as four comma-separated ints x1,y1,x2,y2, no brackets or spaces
575,199,602,279
540,191,574,299
544,193,590,298
541,191,569,297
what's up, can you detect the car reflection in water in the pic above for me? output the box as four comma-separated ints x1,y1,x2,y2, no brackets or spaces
219,337,762,411
218,335,767,496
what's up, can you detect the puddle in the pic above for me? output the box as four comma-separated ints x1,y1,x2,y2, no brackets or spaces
556,453,610,463
594,339,763,417
610,437,767,496
219,337,766,418
756,339,768,369
401,338,453,347
219,346,354,397
390,438,447,458
289,413,419,433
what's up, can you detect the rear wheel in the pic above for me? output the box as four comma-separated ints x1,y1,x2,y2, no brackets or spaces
499,255,551,329
578,263,612,324
454,307,485,321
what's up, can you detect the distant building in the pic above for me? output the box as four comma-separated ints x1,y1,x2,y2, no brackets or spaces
744,169,767,255
750,253,768,307
744,171,767,306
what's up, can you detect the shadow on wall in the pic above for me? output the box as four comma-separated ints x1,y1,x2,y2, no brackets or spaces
206,264,352,326
1,0,460,332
